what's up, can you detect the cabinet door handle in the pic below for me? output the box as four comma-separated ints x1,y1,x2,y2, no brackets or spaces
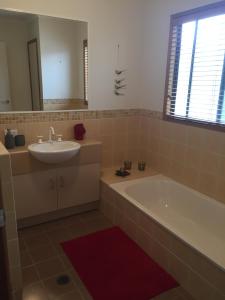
49,178,55,190
59,176,64,188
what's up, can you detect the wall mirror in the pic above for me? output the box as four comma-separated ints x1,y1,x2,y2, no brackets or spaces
0,10,88,112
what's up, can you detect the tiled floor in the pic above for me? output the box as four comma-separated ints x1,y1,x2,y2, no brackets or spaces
19,210,194,300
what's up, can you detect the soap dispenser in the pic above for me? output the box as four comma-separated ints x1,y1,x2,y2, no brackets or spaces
4,129,15,149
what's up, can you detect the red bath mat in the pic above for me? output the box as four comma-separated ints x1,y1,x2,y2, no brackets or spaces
61,227,178,300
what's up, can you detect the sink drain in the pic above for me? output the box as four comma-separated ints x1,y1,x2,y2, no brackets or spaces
56,275,71,285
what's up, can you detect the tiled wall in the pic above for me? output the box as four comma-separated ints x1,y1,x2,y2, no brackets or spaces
0,110,141,169
0,108,224,204
0,108,224,299
138,112,225,205
0,144,22,300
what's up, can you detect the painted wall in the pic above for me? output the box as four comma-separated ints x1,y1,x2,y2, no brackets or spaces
0,0,145,110
38,16,87,100
141,0,223,112
0,17,32,110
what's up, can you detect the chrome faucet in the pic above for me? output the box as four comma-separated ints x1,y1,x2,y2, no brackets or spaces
49,126,55,142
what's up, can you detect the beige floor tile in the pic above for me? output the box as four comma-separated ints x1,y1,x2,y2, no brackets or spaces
151,288,181,300
52,243,66,255
84,216,113,233
58,290,84,300
46,228,73,244
41,219,67,233
20,251,33,267
29,244,58,263
69,269,92,300
60,215,84,227
35,257,66,280
60,254,73,270
67,223,91,238
80,210,104,222
19,225,45,238
43,273,77,298
19,211,193,300
22,266,39,286
23,282,49,300
24,233,51,249
19,238,27,252
176,287,195,300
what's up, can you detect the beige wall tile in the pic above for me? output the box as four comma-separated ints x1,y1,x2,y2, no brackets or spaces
10,266,23,292
99,118,113,136
171,142,187,163
216,177,225,204
187,126,206,149
101,151,113,168
158,139,173,158
185,147,202,170
83,119,100,139
150,118,161,138
112,148,126,167
1,181,15,211
202,129,225,156
7,239,21,268
5,212,18,240
218,156,225,177
128,116,141,132
100,135,113,151
169,161,185,182
168,253,189,285
199,152,220,175
181,167,199,190
113,117,128,134
197,172,217,198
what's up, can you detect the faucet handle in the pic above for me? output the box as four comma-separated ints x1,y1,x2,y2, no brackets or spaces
37,136,43,144
56,134,63,142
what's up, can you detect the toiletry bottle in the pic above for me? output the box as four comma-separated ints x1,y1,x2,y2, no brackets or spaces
4,129,15,149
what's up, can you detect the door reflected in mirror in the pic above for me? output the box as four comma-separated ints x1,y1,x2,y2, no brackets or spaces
0,10,88,112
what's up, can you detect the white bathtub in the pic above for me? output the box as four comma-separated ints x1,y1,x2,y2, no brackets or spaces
111,175,225,271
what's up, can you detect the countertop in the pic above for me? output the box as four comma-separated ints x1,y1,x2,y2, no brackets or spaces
101,165,158,184
8,139,102,155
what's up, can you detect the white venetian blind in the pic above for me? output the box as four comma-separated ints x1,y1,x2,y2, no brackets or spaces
83,39,88,102
165,9,225,127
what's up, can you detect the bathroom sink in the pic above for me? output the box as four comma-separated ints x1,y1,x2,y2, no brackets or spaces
28,141,81,164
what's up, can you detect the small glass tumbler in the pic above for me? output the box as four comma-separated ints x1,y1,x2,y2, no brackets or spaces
138,161,146,171
124,160,132,170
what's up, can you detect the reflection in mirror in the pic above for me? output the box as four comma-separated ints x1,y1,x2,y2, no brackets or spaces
0,10,88,112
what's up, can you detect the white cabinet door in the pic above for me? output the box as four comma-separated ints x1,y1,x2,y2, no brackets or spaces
58,163,100,209
13,170,58,219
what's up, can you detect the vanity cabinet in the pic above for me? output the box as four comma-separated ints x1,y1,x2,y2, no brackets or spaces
13,169,58,219
58,164,99,209
13,163,100,220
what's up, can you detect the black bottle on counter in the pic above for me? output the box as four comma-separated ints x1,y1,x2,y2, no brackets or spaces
4,129,15,149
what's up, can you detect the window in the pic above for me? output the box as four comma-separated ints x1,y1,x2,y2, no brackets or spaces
164,2,225,130
83,39,88,103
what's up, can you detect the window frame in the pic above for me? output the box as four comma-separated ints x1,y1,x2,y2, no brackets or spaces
83,39,88,105
163,1,225,132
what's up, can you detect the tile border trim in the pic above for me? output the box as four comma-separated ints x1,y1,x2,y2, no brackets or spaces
0,109,161,124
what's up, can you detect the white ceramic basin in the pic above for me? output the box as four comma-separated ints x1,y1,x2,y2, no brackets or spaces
28,141,81,164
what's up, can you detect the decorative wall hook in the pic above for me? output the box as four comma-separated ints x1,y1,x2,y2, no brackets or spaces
115,78,126,84
115,84,126,90
114,43,127,96
115,70,126,75
114,90,125,96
